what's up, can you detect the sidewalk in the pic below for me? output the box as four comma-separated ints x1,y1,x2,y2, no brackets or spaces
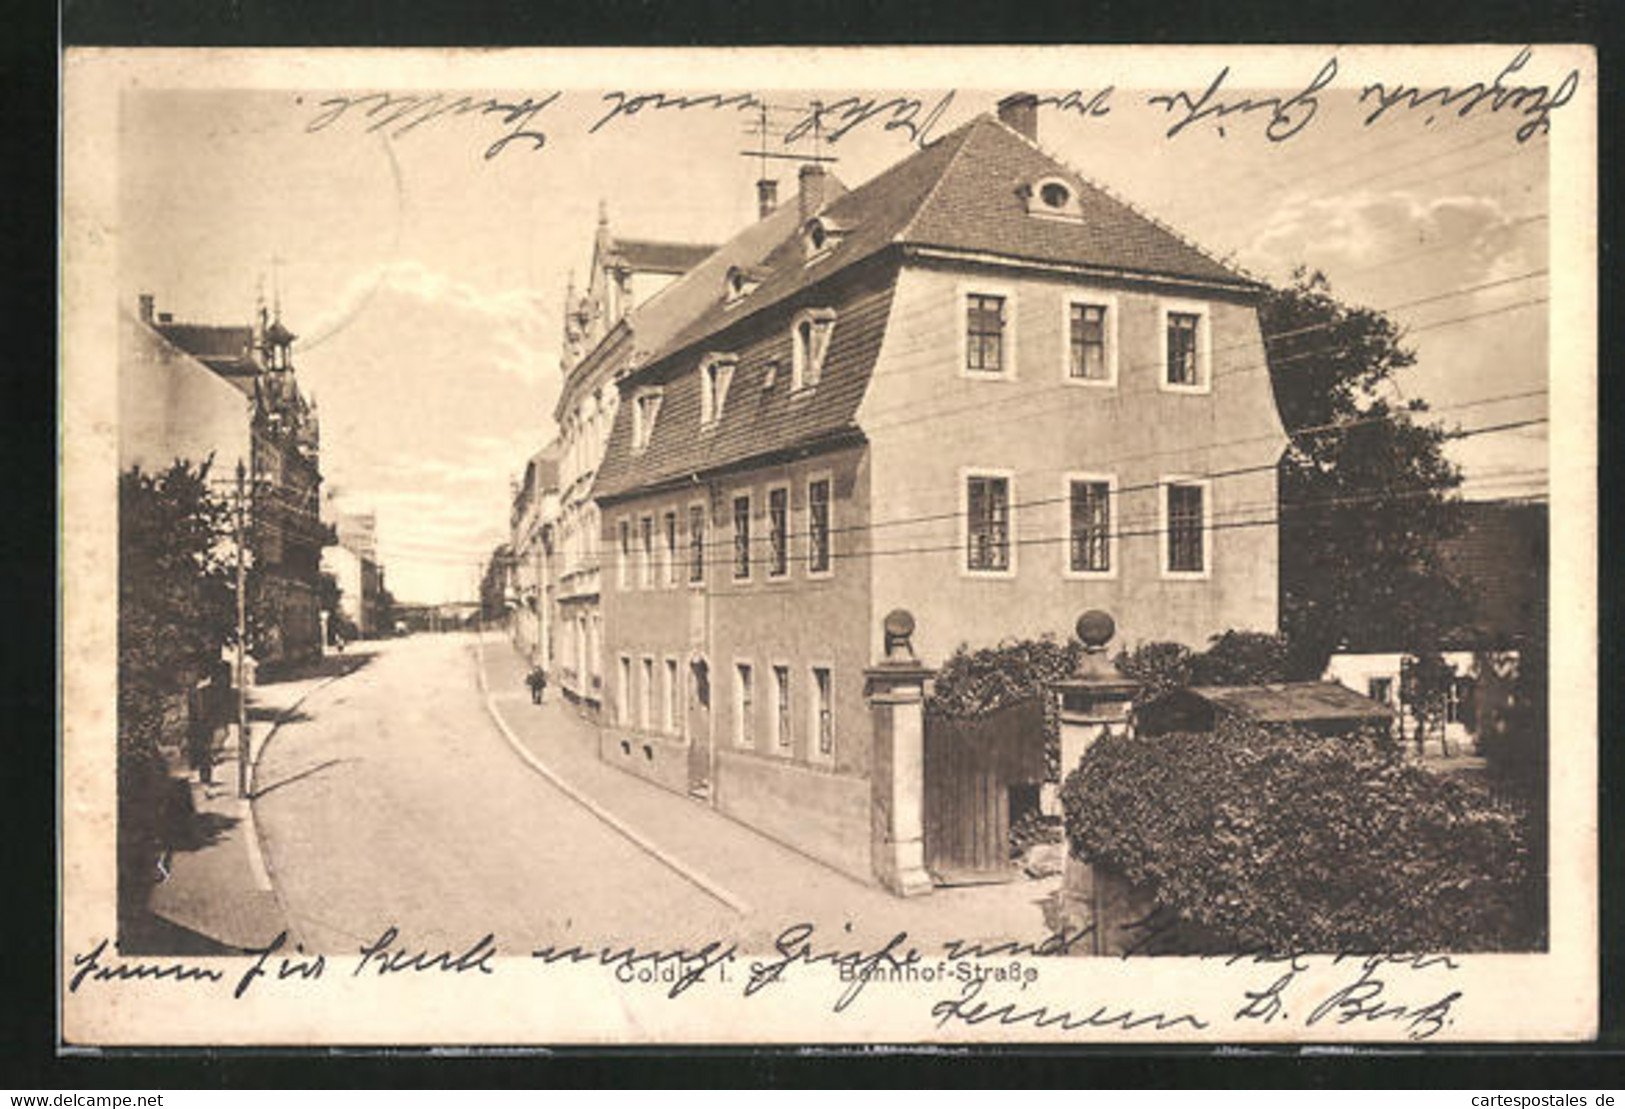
476,635,1059,951
142,651,373,952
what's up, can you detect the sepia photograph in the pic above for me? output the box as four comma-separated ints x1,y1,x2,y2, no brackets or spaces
60,44,1596,1046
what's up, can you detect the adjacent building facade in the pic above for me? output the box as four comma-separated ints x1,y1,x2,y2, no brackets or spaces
550,205,724,713
589,98,1289,886
322,510,389,639
126,293,332,666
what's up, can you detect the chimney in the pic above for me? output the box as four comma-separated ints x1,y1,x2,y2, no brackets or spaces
798,163,827,225
137,294,155,324
756,178,779,221
996,92,1039,141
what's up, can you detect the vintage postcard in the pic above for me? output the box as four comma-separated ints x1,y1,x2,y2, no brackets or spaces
61,45,1596,1046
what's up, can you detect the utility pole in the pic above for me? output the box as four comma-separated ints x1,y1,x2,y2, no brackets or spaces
234,459,250,799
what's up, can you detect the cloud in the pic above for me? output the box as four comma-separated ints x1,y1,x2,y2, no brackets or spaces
1243,189,1540,290
297,259,557,387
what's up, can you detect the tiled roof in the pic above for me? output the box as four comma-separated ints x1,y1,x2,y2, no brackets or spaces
154,322,260,394
556,186,846,422
1439,500,1548,644
1186,682,1395,723
596,112,1256,501
613,238,718,274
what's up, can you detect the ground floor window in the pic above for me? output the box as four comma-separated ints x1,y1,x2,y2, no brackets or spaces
734,662,755,748
664,657,680,736
773,664,792,749
811,665,834,759
617,656,632,725
641,657,655,729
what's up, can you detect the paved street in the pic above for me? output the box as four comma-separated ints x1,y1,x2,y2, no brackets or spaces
253,631,1057,957
252,632,738,955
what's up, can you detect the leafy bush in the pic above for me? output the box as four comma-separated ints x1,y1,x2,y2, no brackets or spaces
119,460,235,931
1117,631,1297,709
928,635,1083,782
1060,720,1536,952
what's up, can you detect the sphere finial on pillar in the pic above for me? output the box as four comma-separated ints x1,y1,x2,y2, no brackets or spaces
883,608,917,663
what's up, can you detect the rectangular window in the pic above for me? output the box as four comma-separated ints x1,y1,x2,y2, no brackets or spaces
732,493,752,580
663,510,679,587
807,477,831,576
734,662,755,748
1166,482,1206,574
965,293,1005,373
640,657,654,730
773,665,791,750
688,503,706,584
1368,677,1394,705
617,520,630,589
1167,311,1201,387
1068,480,1111,574
811,666,833,759
639,515,654,588
1069,303,1107,380
617,656,632,726
665,658,681,736
768,486,789,578
966,474,1011,573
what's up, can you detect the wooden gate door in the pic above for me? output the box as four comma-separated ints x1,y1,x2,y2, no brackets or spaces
923,698,1046,885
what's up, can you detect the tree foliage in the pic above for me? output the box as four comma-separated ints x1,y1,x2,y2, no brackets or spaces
1116,630,1297,708
118,459,236,924
1061,722,1538,952
1261,269,1473,672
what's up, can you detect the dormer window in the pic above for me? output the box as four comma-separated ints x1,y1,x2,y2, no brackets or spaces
791,308,837,392
701,353,737,426
801,217,847,262
723,265,762,306
631,387,663,451
1023,176,1084,222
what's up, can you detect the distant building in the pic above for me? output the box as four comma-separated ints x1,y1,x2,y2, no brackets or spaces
1324,499,1548,755
509,444,561,667
590,96,1288,885
321,511,388,639
126,292,332,665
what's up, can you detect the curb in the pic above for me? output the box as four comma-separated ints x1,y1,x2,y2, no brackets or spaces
472,633,749,916
244,658,366,950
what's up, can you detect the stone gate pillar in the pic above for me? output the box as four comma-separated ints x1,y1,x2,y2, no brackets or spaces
865,609,934,897
1051,610,1139,951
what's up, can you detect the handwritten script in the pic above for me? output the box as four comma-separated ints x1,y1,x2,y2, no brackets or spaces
69,922,1468,1040
294,48,1577,162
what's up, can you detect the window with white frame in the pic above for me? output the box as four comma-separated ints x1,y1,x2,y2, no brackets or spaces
806,476,832,576
810,665,834,760
641,657,655,730
1066,298,1114,384
734,662,755,748
1163,479,1209,576
732,492,752,580
773,664,791,750
1161,302,1210,391
665,657,681,736
663,509,679,587
791,309,836,391
767,485,789,578
965,473,1013,574
701,354,737,426
639,515,654,588
632,388,663,450
964,292,1008,375
617,655,632,725
688,502,706,584
617,519,631,589
1067,477,1113,575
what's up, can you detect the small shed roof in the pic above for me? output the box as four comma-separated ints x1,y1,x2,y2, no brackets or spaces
1183,682,1394,724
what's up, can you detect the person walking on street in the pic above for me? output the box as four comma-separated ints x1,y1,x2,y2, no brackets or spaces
526,666,548,705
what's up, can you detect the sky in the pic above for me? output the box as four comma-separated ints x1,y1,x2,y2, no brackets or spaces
119,78,1550,603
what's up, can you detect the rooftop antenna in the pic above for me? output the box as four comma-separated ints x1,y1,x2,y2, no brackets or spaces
270,254,287,321
740,100,839,219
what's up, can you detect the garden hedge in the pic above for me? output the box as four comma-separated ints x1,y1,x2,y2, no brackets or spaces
1060,722,1536,952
